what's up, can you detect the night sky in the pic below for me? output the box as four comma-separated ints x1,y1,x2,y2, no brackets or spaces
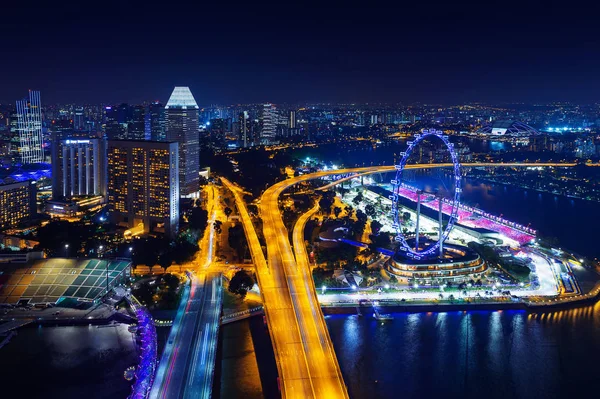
1,0,598,105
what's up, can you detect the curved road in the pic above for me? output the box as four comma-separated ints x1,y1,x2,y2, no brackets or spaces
226,162,574,399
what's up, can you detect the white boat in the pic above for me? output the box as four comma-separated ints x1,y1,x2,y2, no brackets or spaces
373,308,392,321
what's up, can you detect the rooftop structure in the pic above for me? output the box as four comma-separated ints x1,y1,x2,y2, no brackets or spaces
386,242,487,283
476,120,539,136
0,163,51,185
165,86,199,110
165,87,200,197
0,258,131,304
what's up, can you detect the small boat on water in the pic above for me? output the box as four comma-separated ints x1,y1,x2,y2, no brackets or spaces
373,308,392,321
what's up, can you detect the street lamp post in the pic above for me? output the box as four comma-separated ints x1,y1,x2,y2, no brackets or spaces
64,244,69,258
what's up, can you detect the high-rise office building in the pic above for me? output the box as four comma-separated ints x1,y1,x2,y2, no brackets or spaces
149,102,166,141
289,110,296,129
107,140,179,238
239,111,249,148
104,106,127,140
16,90,44,164
165,87,199,197
51,137,106,200
129,105,146,140
0,180,36,229
260,103,277,143
74,107,85,130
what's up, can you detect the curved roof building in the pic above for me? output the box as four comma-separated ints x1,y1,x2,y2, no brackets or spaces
476,120,538,136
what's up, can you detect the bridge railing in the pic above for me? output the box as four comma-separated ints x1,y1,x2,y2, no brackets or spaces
220,306,264,324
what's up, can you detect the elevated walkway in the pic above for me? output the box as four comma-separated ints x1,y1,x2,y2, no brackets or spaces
0,318,34,334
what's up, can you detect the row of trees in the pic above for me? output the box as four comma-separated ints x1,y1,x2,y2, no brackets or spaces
131,236,198,268
133,273,182,310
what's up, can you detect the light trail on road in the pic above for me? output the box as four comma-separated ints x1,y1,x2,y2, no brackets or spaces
150,184,224,399
223,162,573,399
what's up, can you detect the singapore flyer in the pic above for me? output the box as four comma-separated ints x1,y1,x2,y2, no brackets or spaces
390,129,462,259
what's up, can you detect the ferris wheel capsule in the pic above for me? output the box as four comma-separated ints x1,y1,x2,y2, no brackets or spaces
390,129,462,257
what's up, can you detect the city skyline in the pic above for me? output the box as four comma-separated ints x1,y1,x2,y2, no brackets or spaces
2,1,599,105
2,2,600,399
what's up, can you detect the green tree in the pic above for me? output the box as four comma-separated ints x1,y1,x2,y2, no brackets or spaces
353,193,364,206
344,206,354,218
228,270,255,298
318,192,335,215
228,224,248,259
189,207,208,230
134,282,155,306
371,220,383,235
161,273,180,291
333,207,342,218
365,204,376,217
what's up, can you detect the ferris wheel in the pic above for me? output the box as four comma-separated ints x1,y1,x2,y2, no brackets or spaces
390,129,462,259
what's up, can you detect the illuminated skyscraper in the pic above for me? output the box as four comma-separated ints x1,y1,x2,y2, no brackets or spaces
150,102,166,141
107,140,179,238
51,137,106,200
165,87,199,197
238,111,249,148
74,107,85,130
0,181,36,229
260,103,277,143
104,106,126,140
128,105,146,140
16,90,44,164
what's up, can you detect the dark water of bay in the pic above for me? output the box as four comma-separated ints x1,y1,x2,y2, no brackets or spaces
327,303,600,399
295,140,600,398
0,324,137,399
291,141,600,259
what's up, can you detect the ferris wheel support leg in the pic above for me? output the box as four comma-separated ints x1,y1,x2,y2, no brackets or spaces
438,197,444,258
415,192,421,251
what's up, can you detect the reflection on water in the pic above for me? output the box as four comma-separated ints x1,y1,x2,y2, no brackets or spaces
292,141,600,258
0,324,137,399
390,169,600,259
327,301,600,399
217,320,263,399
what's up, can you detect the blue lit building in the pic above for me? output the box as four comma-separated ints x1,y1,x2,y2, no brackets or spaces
16,90,44,164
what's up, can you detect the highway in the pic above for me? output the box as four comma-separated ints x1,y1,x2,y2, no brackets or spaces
149,273,205,399
223,178,322,398
292,202,348,397
314,162,576,192
149,184,223,399
223,162,574,399
261,179,349,399
182,272,223,399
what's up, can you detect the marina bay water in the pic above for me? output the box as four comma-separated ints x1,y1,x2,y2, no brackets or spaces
293,140,600,399
0,324,137,398
326,303,600,399
292,140,600,259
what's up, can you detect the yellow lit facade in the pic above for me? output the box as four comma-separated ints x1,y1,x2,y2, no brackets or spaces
0,181,36,230
107,140,179,238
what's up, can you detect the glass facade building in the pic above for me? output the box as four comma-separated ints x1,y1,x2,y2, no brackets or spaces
51,137,106,200
16,90,44,164
107,140,179,238
165,87,199,197
0,181,36,229
149,101,166,141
